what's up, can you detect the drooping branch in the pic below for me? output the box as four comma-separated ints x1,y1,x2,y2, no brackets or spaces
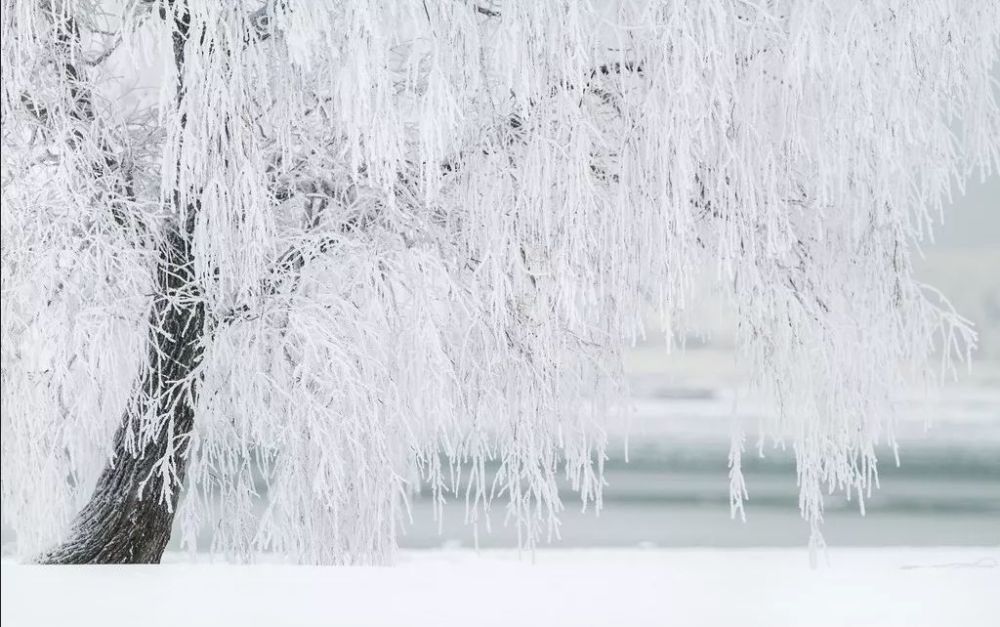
20,8,146,237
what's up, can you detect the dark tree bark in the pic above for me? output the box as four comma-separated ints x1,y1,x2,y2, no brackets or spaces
37,1,200,565
39,228,204,564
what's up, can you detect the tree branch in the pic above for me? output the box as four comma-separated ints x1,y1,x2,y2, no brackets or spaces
25,8,147,237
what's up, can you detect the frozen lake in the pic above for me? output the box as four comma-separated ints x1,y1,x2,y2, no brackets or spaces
399,385,1000,549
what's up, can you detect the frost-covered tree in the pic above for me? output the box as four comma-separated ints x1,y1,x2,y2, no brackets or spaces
1,0,997,564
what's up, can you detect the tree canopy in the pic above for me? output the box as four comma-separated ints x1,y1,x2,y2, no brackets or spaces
2,0,997,563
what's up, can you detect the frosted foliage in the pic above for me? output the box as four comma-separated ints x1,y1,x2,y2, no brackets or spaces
1,0,996,563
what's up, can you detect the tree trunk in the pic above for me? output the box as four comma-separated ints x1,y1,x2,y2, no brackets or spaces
39,228,204,564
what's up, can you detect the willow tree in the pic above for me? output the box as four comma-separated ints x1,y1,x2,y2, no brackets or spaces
1,0,996,564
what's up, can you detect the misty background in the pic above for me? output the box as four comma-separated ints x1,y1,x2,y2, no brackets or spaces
401,174,999,550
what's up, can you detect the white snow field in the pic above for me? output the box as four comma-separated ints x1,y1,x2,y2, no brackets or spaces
3,548,997,627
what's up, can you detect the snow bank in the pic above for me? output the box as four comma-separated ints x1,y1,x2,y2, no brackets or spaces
2,548,997,626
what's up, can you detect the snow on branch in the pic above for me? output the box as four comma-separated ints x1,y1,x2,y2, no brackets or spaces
1,0,998,564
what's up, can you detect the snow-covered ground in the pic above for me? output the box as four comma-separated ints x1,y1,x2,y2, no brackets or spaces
2,548,997,627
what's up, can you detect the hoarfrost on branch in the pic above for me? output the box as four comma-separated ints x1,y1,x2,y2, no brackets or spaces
1,0,997,563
